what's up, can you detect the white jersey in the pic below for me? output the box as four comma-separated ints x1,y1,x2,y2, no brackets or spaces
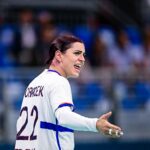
15,69,74,150
15,69,98,150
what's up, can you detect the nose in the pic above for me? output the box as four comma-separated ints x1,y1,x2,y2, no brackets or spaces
79,54,85,62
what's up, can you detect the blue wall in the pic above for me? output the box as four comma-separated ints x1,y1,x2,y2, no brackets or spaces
1,141,150,150
75,141,150,150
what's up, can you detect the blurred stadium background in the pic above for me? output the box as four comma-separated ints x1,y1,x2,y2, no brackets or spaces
0,0,150,149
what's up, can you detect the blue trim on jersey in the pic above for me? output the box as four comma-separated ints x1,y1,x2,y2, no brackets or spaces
54,103,75,150
48,69,61,76
57,103,75,111
40,121,74,150
56,119,61,150
40,121,74,132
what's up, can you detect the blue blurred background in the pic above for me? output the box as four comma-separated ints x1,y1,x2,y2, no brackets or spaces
0,0,150,149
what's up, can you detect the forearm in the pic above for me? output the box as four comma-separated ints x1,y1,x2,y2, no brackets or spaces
55,107,98,132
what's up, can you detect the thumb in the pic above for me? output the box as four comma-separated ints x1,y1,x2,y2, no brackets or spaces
100,111,112,120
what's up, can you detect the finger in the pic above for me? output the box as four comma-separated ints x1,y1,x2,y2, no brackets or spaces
100,126,123,138
116,130,124,137
111,130,123,137
106,122,121,131
100,111,112,120
107,128,124,138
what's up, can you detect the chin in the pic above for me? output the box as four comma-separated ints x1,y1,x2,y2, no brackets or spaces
73,74,79,78
68,73,80,78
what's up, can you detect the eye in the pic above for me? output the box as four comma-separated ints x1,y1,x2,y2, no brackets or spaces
74,51,81,55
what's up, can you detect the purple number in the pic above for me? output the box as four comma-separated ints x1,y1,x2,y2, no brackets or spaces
30,106,38,140
16,106,38,141
16,106,28,140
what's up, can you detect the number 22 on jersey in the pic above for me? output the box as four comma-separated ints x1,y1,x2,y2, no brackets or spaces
16,105,38,140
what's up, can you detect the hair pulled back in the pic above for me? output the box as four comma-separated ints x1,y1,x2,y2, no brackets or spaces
46,34,83,65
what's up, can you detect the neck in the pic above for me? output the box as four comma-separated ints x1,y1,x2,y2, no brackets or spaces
49,65,66,78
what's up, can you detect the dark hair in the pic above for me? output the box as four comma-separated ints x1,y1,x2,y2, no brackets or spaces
46,34,83,65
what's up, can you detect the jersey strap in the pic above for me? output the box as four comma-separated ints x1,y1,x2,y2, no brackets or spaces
40,121,74,132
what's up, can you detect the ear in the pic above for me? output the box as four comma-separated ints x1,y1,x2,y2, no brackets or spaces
55,50,62,63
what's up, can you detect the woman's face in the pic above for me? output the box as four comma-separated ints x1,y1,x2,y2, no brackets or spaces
60,42,85,78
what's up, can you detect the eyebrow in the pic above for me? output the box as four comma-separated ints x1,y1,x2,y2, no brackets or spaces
74,50,85,53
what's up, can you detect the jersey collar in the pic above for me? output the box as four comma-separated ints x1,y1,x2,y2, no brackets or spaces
48,69,61,76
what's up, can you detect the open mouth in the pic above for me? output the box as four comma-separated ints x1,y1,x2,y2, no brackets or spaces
74,64,81,71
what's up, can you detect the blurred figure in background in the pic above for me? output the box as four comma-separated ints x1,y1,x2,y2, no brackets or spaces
36,11,58,65
143,26,150,69
16,9,38,66
0,14,17,67
90,32,109,68
107,29,132,73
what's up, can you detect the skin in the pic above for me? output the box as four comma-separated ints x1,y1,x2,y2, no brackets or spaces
49,42,123,138
50,42,85,78
96,111,123,138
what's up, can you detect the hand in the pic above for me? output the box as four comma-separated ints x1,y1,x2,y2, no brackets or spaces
96,111,123,138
